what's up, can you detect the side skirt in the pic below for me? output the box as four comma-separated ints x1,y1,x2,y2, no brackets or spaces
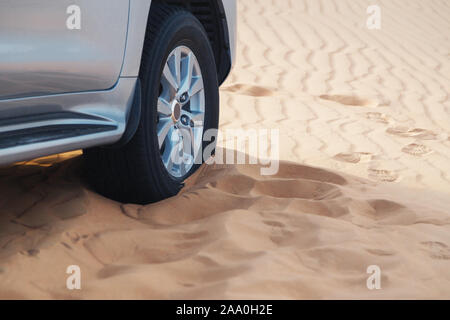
0,77,138,165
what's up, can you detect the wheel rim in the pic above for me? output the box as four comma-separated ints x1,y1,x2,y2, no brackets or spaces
157,46,205,178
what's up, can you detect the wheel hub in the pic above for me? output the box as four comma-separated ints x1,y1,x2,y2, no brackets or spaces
171,100,182,123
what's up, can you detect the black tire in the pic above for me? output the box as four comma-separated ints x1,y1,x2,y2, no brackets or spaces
84,4,219,204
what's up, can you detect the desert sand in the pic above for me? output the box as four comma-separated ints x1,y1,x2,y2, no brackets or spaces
1,0,450,299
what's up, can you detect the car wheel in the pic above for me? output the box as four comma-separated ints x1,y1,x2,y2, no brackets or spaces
84,4,219,204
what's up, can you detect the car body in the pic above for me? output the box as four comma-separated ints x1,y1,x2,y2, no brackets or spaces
0,0,236,166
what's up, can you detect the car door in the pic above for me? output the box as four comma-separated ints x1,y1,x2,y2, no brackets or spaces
0,0,129,100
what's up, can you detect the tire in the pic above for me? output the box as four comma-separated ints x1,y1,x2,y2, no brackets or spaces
84,4,219,204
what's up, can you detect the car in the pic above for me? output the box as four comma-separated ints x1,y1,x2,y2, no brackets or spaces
0,0,237,204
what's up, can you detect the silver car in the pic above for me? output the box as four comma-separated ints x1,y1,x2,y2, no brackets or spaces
0,0,237,203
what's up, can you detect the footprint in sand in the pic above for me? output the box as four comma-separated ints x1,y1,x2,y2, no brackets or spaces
222,83,274,97
365,112,391,124
319,94,378,108
21,249,39,257
386,126,438,140
334,152,373,164
421,241,450,260
368,169,399,183
366,248,396,256
263,220,285,228
402,143,433,157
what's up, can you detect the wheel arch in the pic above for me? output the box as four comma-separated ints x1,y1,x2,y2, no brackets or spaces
121,0,234,85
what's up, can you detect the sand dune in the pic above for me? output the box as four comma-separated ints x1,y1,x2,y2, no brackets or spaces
1,0,450,299
221,0,450,193
0,152,450,299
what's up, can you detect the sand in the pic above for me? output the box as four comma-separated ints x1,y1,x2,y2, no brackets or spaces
0,0,450,299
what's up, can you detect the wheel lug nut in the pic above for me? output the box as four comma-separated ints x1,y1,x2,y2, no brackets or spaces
179,93,189,103
181,115,189,125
